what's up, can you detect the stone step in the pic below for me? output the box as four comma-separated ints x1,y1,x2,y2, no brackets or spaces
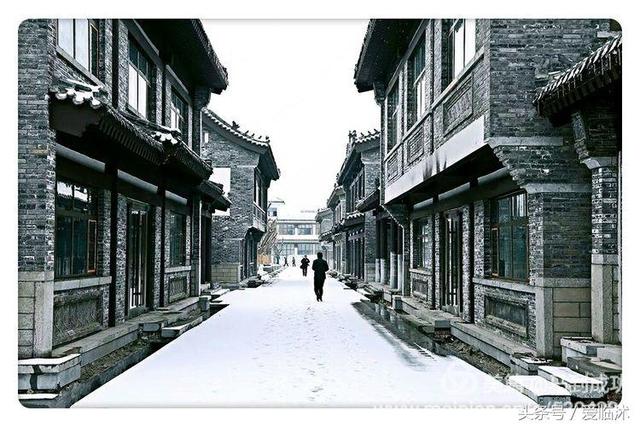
566,357,621,390
596,344,622,366
538,366,607,399
139,319,167,333
560,337,603,363
18,354,81,392
510,353,552,376
507,375,571,406
160,316,203,339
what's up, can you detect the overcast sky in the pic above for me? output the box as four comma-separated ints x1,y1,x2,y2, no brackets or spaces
203,20,379,213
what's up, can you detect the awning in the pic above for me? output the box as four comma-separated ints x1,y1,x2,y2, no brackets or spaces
198,180,231,211
356,188,380,213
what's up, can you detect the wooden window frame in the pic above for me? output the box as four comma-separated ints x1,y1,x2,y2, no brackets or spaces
490,191,529,281
54,180,98,279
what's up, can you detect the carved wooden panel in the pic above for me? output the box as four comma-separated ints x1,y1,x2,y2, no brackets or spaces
443,78,473,135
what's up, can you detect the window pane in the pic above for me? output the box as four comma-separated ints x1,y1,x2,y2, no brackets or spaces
454,22,464,77
514,193,527,218
75,19,89,69
498,197,511,224
72,218,88,275
88,220,97,272
498,225,512,277
73,184,89,212
55,216,73,277
128,64,137,108
90,22,99,76
464,19,476,65
138,74,147,118
57,19,74,55
512,224,528,280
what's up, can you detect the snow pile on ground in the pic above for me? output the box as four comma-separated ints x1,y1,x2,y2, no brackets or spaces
75,267,533,407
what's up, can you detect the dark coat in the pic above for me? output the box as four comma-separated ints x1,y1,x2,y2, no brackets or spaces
300,257,310,268
311,258,329,279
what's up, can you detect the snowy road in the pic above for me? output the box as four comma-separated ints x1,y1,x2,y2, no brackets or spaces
75,268,533,407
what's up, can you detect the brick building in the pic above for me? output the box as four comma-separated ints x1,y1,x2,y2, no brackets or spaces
18,19,230,359
201,109,280,283
353,19,621,359
315,207,334,269
322,130,380,281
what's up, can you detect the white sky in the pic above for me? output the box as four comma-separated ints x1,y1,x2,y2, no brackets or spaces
203,20,379,213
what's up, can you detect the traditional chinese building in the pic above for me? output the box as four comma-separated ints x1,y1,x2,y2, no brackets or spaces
322,130,380,281
353,19,621,360
201,110,280,283
18,19,230,359
315,207,334,269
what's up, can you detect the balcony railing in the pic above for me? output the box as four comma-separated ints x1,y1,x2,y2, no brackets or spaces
252,203,266,231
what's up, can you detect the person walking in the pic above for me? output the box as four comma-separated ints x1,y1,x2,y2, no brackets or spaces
311,252,329,302
283,257,289,267
300,255,310,277
292,256,296,267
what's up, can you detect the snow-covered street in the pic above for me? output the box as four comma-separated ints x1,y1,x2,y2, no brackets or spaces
75,268,533,407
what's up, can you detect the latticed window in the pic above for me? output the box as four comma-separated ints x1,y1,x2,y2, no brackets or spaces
169,211,186,266
447,19,476,82
386,83,401,150
490,192,528,281
128,39,151,118
170,90,189,140
57,19,99,76
407,37,426,127
55,180,98,278
416,220,430,268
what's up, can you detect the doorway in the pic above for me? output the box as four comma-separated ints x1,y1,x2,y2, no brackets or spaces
201,214,212,284
126,202,150,314
441,210,463,313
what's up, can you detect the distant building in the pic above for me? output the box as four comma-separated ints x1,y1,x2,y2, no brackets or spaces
269,200,320,265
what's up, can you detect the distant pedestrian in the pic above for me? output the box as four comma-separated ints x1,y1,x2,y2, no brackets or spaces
292,257,296,267
311,252,329,302
300,255,310,277
284,257,289,267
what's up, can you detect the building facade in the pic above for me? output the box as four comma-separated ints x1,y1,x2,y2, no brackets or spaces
315,208,334,269
201,110,279,283
353,19,621,358
322,131,380,281
268,201,320,265
18,19,230,359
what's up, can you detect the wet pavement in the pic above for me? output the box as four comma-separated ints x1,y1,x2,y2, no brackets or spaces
75,267,533,407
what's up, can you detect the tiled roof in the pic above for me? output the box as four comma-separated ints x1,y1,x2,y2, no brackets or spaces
337,129,380,184
49,78,211,179
203,109,271,147
203,109,280,180
356,188,380,213
534,34,621,116
327,185,345,207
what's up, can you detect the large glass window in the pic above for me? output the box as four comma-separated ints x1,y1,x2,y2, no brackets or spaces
408,37,427,127
448,19,476,82
128,39,151,118
297,225,313,235
278,223,295,235
57,19,99,76
170,90,188,140
491,192,528,281
386,83,401,150
55,181,98,278
169,211,186,266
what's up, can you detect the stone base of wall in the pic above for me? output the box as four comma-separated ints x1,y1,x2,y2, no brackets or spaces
364,262,376,283
19,271,54,359
211,263,241,283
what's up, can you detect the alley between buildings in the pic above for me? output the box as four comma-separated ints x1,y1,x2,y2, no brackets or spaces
74,268,532,407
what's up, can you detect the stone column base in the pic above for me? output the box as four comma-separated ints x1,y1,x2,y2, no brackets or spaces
19,271,54,359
